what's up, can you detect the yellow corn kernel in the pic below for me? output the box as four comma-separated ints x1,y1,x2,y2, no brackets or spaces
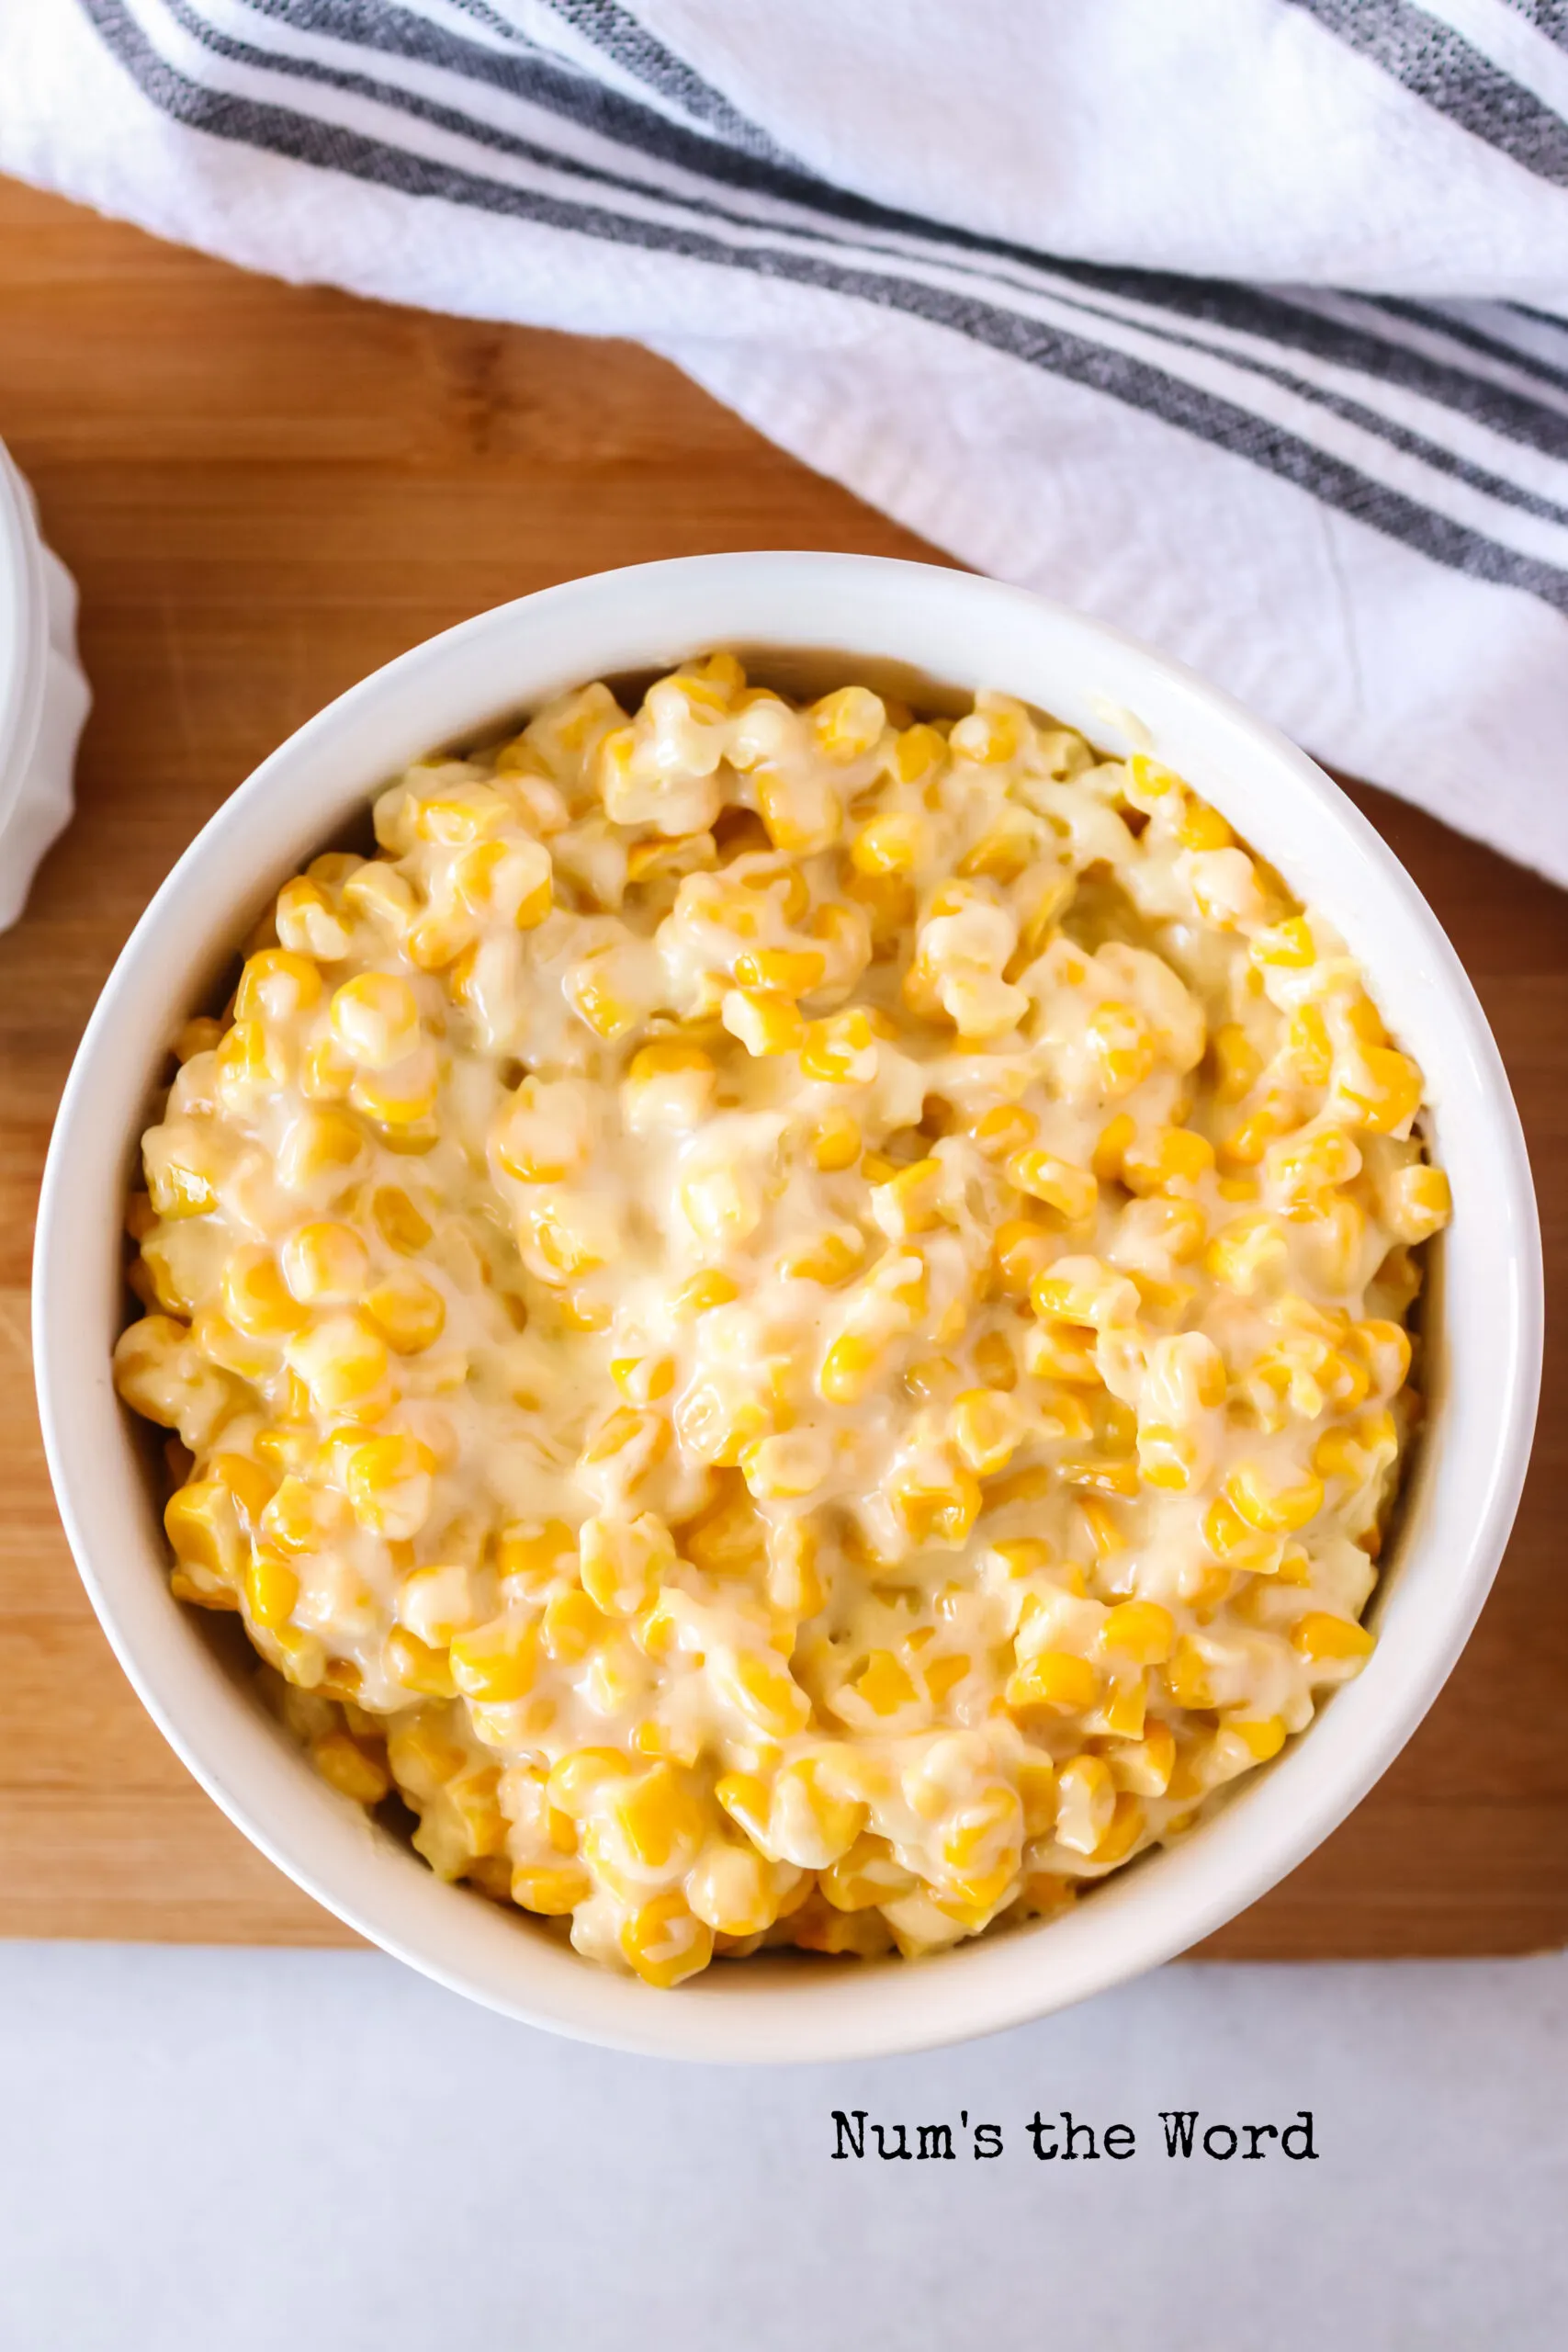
1390,1161,1451,1242
1203,1212,1289,1294
330,970,420,1069
991,1537,1055,1580
963,1104,1032,1164
1171,797,1233,854
1109,1718,1177,1798
568,956,637,1042
797,1008,879,1086
164,1480,243,1583
739,1430,829,1502
213,1019,291,1114
731,946,827,1000
627,1036,714,1088
1163,1635,1215,1710
818,1333,879,1406
609,1353,677,1405
948,1387,1017,1478
174,1014,226,1064
613,1762,705,1871
1224,1462,1325,1535
277,1108,367,1193
1120,752,1178,809
365,1274,446,1355
851,1650,920,1718
233,946,322,1023
713,1771,773,1849
1200,1493,1281,1574
1087,1113,1133,1183
803,1111,859,1174
344,1433,434,1540
288,1313,389,1414
495,1518,575,1595
723,987,806,1057
1137,1423,1201,1492
1224,1713,1288,1762
386,1626,457,1699
875,1158,948,1238
349,1046,439,1129
448,1615,542,1704
755,770,840,856
892,1464,982,1548
620,1892,714,1988
1122,1127,1215,1197
1282,1002,1334,1087
512,1862,592,1917
1251,915,1316,969
1089,1792,1145,1867
283,1221,370,1306
1292,1611,1377,1666
809,683,885,761
671,1269,740,1318
1010,1749,1057,1838
1100,1600,1176,1666
1071,1496,1123,1563
311,1730,389,1807
368,1185,434,1256
541,1588,604,1665
244,1551,300,1631
687,1842,782,1938
1031,1259,1138,1330
781,1230,865,1287
989,1215,1051,1300
580,1405,670,1472
1338,1046,1423,1136
546,1747,633,1821
1008,1150,1099,1223
884,720,943,785
1086,1001,1156,1096
922,1652,970,1705
1055,1753,1116,1854
850,811,925,876
220,1247,306,1338
718,1648,811,1739
771,1757,867,1868
1006,1650,1099,1713
579,1511,674,1617
1212,1023,1264,1104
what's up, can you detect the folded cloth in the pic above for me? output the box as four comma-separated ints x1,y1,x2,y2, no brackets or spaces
2,0,1566,883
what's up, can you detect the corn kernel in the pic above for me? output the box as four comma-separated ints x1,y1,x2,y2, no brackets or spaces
620,1892,714,1987
579,1512,674,1617
1006,1650,1098,1713
1292,1611,1377,1666
311,1730,389,1807
448,1615,541,1704
1100,1600,1176,1665
1008,1150,1099,1223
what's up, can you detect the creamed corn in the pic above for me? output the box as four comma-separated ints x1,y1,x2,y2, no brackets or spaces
114,658,1447,1984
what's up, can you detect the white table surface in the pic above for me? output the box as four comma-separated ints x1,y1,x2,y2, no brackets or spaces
2,1942,1562,2349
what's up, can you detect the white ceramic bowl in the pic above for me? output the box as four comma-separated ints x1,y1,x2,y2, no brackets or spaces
33,554,1542,2063
0,446,89,932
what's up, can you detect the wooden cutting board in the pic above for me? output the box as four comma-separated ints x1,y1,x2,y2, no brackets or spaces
0,180,1562,1957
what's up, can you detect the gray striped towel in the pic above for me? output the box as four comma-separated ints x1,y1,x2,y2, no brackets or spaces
3,0,1566,883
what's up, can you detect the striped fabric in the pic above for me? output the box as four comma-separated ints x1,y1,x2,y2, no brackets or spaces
2,0,1566,879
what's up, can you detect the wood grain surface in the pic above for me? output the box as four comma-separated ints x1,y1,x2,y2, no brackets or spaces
0,180,1562,1958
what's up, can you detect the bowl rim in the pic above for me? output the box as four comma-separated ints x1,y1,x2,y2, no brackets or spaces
32,552,1544,2063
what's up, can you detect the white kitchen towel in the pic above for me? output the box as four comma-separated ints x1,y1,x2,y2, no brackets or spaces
2,2,1566,884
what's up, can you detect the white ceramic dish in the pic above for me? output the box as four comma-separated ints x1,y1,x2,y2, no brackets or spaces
0,446,88,932
32,555,1542,2063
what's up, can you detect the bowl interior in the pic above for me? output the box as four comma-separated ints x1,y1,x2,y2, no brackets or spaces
35,555,1540,2061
